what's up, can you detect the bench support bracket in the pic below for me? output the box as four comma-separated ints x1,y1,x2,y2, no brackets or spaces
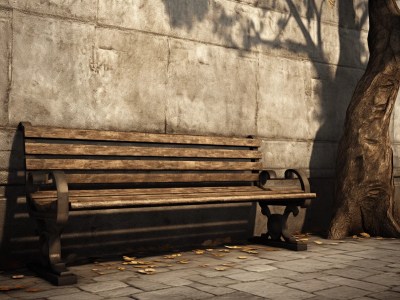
251,203,307,251
27,171,77,285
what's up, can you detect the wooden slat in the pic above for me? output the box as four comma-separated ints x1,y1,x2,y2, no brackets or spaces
32,186,264,199
23,124,261,147
26,159,262,171
70,192,316,209
64,172,259,184
25,143,262,159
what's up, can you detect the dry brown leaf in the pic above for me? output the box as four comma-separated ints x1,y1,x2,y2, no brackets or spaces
215,267,227,271
237,256,247,259
123,255,136,262
352,235,358,239
117,267,125,271
12,275,24,279
211,253,225,257
314,241,323,245
242,250,258,254
194,250,205,255
360,232,370,238
177,260,190,264
222,263,235,267
225,245,242,249
138,268,156,275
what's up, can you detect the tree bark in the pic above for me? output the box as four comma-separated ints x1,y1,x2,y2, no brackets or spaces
329,0,400,239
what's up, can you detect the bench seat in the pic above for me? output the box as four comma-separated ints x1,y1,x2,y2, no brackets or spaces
31,186,315,210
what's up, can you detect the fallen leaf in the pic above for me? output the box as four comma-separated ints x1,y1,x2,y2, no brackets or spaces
237,256,247,259
360,232,370,238
242,250,258,254
12,275,24,279
138,268,156,275
352,235,358,239
225,245,242,249
215,267,227,271
117,267,125,271
194,250,205,255
222,263,235,267
376,236,384,240
211,253,225,257
314,241,323,245
177,260,190,264
123,255,136,262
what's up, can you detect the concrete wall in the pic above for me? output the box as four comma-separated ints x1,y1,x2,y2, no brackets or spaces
2,0,398,263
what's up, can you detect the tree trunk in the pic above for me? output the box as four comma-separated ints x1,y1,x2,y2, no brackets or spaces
329,0,400,239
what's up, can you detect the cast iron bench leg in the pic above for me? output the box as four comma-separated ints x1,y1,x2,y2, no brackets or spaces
251,203,307,251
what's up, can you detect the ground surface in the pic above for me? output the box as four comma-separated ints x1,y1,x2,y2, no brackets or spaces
0,235,399,300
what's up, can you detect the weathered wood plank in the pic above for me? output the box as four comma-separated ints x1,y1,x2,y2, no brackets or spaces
64,172,259,184
25,143,262,159
70,192,316,209
23,124,261,147
32,186,304,199
26,159,263,171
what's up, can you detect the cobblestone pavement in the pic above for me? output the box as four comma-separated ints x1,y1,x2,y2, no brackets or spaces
1,235,399,299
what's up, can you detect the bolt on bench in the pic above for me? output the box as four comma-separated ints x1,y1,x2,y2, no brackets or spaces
20,122,317,285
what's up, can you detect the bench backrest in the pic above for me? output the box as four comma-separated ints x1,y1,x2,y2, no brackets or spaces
21,123,263,188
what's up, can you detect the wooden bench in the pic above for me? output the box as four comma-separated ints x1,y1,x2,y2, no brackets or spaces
20,122,317,285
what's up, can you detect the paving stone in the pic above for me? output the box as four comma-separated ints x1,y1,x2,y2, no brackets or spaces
226,271,269,282
125,278,170,291
368,290,400,300
189,282,235,295
241,264,278,272
48,291,104,300
10,287,81,299
92,271,138,282
318,275,388,292
286,279,339,292
271,258,341,273
313,286,371,299
229,280,314,299
191,275,238,287
97,286,142,297
209,291,267,299
80,280,128,293
315,253,365,263
132,286,213,300
323,267,381,279
363,273,400,287
343,259,387,269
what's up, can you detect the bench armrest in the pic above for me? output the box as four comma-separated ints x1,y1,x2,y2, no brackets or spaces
284,169,312,208
27,171,69,225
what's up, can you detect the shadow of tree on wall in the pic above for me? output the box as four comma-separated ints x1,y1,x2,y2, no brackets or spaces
160,0,369,234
